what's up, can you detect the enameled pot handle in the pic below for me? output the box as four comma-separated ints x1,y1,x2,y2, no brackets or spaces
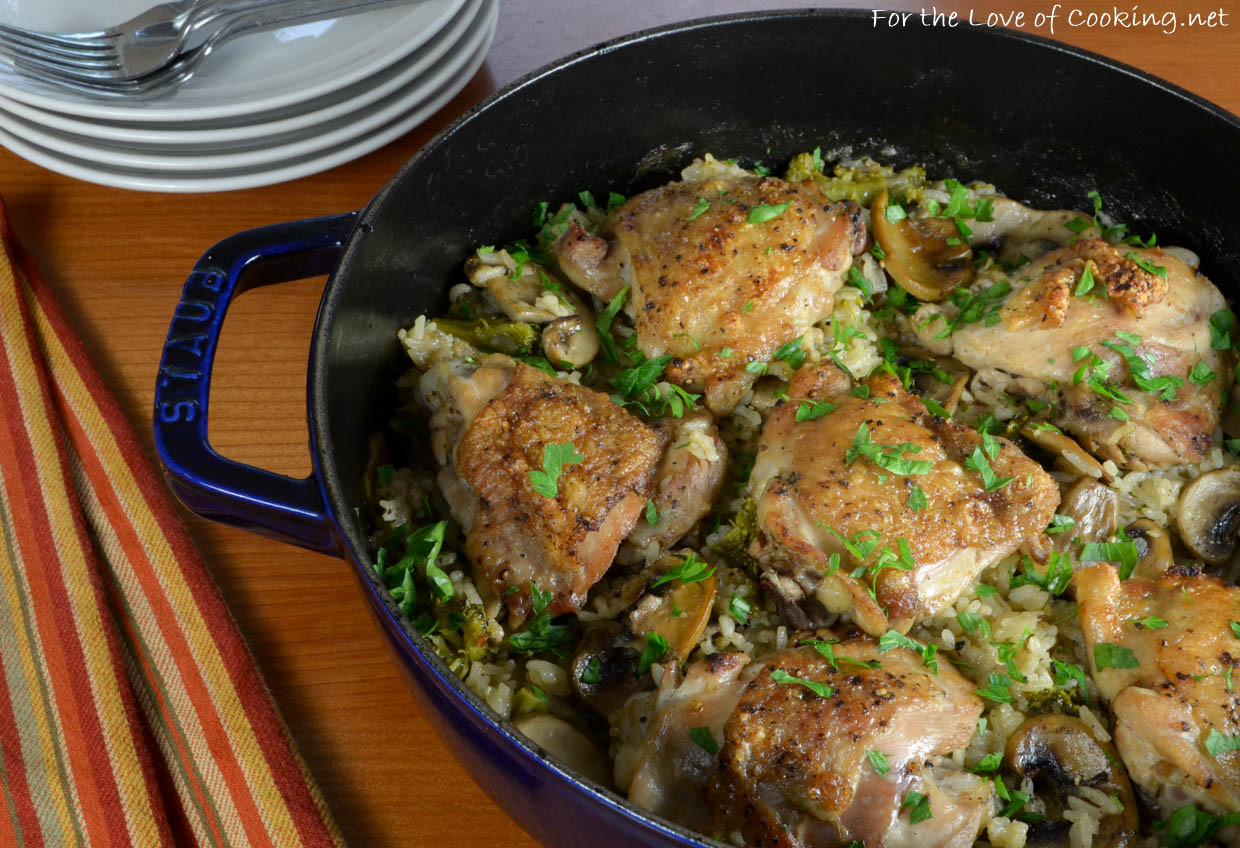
153,212,358,555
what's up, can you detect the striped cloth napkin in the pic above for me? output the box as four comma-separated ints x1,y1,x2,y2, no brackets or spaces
0,202,344,848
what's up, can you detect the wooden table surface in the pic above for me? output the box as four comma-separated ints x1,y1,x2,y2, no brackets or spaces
2,1,1235,845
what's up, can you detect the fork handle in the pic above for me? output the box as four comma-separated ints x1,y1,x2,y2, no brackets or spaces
184,0,418,37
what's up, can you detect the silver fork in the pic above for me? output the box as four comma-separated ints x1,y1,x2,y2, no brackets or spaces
0,0,417,89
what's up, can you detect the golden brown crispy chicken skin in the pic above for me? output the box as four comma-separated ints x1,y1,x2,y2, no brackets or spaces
706,634,990,848
946,240,1230,469
1076,564,1240,816
556,175,862,414
452,356,664,624
749,366,1059,636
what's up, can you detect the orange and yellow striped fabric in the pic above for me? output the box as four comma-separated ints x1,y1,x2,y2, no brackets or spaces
0,201,344,848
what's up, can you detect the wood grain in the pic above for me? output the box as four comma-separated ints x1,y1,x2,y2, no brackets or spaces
1,1,1234,845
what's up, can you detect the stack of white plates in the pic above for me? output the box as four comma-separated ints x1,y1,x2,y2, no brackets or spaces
0,0,496,191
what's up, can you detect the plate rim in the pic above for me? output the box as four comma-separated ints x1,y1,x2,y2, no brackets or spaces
0,0,467,123
0,0,485,145
0,5,495,192
0,0,492,170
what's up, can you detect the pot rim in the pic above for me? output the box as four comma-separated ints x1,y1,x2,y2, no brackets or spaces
304,8,1240,845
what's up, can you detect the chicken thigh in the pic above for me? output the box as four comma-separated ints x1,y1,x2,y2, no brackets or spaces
935,238,1230,469
1076,564,1240,816
705,634,991,848
418,352,664,625
555,172,863,413
749,366,1059,636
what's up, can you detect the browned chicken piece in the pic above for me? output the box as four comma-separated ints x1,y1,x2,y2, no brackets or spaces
941,239,1231,469
622,652,755,831
1076,564,1240,816
555,174,862,414
706,634,992,848
619,412,728,562
420,353,663,626
749,366,1059,636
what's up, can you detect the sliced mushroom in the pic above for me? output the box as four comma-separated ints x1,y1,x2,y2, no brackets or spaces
629,554,718,665
570,619,643,715
1021,424,1111,482
1005,714,1138,848
1176,468,1240,565
1051,478,1118,553
871,189,974,302
541,313,599,369
465,252,585,324
1124,518,1173,578
512,713,613,787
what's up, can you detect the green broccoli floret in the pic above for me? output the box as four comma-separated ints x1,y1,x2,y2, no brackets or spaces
433,317,538,355
786,154,927,207
713,498,761,578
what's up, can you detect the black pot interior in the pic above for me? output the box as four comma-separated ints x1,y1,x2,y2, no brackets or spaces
309,0,1240,824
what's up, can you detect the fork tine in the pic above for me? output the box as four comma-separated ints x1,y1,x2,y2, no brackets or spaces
0,24,115,52
0,40,124,76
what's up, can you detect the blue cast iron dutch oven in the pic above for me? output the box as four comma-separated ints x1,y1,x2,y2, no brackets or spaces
153,10,1240,847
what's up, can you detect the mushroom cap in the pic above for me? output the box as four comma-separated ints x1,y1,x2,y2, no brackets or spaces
1176,467,1240,565
871,189,974,302
1124,518,1173,578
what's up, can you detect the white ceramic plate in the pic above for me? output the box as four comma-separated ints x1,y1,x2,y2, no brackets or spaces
0,2,495,191
0,0,465,121
0,0,491,169
0,0,481,145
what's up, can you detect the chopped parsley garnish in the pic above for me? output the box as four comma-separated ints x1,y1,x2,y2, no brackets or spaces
1160,803,1240,847
688,197,710,220
1189,361,1217,385
845,266,873,302
922,397,951,418
1010,552,1073,596
770,668,834,698
1053,659,1091,699
795,399,837,422
971,752,1003,773
934,281,1010,340
867,750,890,777
885,201,908,224
729,593,751,624
845,423,934,475
1231,620,1240,639
636,633,670,676
1210,309,1236,350
964,442,1014,492
907,485,928,513
745,360,769,376
509,582,574,654
651,552,715,588
595,286,629,364
903,790,932,824
425,561,455,601
878,629,939,673
1045,514,1076,535
1100,331,1183,401
976,584,997,598
1131,616,1168,629
975,673,1013,702
1080,539,1139,580
529,442,585,498
773,336,807,369
957,611,991,640
1205,728,1240,757
1094,642,1139,670
1125,251,1168,279
689,726,719,756
747,201,791,224
645,500,659,525
580,657,601,684
606,191,626,212
1073,264,1096,297
1110,406,1130,421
